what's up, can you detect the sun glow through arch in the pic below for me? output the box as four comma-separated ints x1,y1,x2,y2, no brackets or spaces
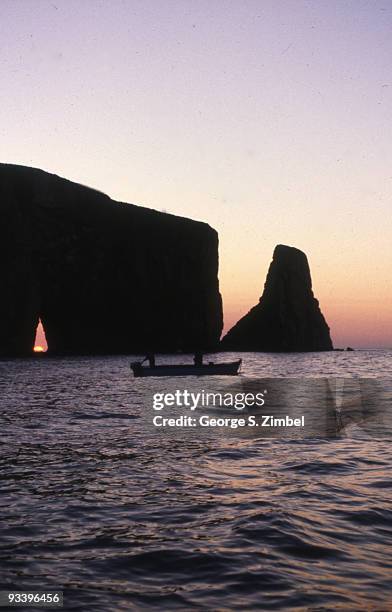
34,319,48,353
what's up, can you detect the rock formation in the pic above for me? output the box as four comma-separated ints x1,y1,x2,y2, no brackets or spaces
221,245,333,351
0,164,222,356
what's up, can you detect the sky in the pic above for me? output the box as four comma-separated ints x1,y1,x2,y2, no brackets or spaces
1,0,391,349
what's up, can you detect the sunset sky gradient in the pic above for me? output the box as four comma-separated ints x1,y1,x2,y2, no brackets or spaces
1,0,391,348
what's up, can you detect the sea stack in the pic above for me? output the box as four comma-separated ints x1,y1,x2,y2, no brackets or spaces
0,164,223,356
222,244,333,352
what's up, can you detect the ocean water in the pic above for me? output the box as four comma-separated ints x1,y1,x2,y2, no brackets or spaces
0,351,391,611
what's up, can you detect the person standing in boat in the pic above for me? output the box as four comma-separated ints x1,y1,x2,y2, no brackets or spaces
194,351,203,366
144,352,155,367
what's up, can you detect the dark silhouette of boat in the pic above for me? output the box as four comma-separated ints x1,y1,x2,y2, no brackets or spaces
131,359,242,377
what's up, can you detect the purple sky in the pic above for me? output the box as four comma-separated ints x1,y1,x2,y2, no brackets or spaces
1,0,392,347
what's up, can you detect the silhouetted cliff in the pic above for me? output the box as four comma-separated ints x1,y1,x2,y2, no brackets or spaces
0,164,222,356
221,245,333,351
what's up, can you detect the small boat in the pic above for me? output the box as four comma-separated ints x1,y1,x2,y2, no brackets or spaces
130,359,242,377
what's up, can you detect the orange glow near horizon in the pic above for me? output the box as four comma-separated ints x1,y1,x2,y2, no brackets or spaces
34,320,48,352
221,260,392,349
218,231,392,349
